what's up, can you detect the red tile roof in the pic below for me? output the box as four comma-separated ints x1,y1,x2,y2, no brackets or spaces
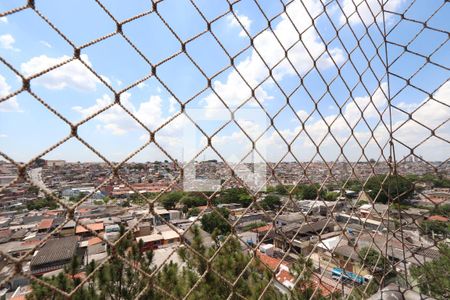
88,237,103,246
251,224,272,233
276,269,294,283
256,251,287,271
428,215,448,222
76,222,104,234
38,218,53,230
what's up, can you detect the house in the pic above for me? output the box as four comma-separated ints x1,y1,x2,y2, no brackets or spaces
37,219,53,233
136,226,181,251
256,250,287,271
238,231,258,248
420,188,450,205
231,212,266,228
136,234,164,251
274,218,336,253
59,220,76,236
104,224,120,242
30,236,78,275
75,222,104,237
275,213,305,227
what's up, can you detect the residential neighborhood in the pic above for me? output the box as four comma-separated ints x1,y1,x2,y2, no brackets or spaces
0,159,448,299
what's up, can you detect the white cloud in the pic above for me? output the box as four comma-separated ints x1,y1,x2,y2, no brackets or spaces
204,0,345,118
73,92,184,136
137,82,148,89
0,74,21,112
295,110,310,121
339,0,404,25
0,134,8,138
226,12,252,37
391,81,450,159
20,54,99,91
0,34,19,51
100,75,112,86
0,17,8,24
39,40,52,48
168,97,178,113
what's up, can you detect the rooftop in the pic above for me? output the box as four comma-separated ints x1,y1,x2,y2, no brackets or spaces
30,236,78,274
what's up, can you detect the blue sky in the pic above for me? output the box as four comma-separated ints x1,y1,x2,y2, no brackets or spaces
0,0,448,164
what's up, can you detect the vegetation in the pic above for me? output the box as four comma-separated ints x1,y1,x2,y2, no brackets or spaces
295,184,324,200
215,188,252,207
410,244,450,299
200,208,231,235
430,204,450,217
27,196,58,211
365,175,414,204
28,226,155,300
28,223,334,300
187,207,201,217
406,173,450,188
68,192,88,203
266,184,289,195
241,221,267,232
260,194,282,210
420,220,450,237
160,191,184,209
358,247,391,274
324,191,339,201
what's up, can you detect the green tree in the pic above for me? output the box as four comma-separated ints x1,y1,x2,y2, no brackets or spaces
260,194,282,210
188,207,201,217
180,195,206,208
324,191,339,201
358,247,390,274
160,191,184,209
27,196,58,210
216,188,252,207
296,184,324,200
201,208,231,235
430,204,450,217
275,184,289,195
411,244,450,299
365,175,413,204
420,220,450,237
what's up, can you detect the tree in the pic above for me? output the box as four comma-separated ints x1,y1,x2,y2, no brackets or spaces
160,191,184,209
180,195,206,208
365,175,413,204
275,184,289,195
420,220,450,237
103,196,111,205
358,247,390,274
27,196,58,211
324,191,339,201
296,184,324,200
188,207,201,217
216,188,252,207
27,186,40,195
260,194,282,210
430,204,450,217
410,244,450,299
28,222,328,300
200,208,231,235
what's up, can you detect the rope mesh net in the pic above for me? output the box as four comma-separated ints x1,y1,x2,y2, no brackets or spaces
0,0,449,299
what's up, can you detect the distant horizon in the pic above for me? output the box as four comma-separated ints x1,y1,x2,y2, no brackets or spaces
1,157,447,165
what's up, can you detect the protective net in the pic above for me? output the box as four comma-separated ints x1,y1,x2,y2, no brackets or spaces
0,0,449,299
